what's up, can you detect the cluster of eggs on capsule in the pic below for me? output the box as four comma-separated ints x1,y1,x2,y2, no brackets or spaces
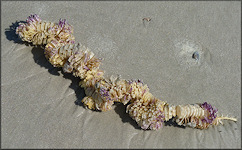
16,14,236,130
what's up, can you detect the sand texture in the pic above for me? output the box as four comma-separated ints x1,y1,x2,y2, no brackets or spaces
1,1,241,148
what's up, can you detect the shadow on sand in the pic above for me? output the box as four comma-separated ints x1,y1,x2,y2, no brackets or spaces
5,21,186,131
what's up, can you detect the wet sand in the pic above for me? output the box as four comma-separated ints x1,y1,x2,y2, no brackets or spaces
1,1,241,148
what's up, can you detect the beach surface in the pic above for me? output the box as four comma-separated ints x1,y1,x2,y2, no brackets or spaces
1,1,241,148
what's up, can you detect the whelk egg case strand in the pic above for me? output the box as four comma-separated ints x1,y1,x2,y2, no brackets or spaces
15,14,237,130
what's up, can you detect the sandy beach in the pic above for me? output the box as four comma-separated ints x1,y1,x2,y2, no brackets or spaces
1,1,241,148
